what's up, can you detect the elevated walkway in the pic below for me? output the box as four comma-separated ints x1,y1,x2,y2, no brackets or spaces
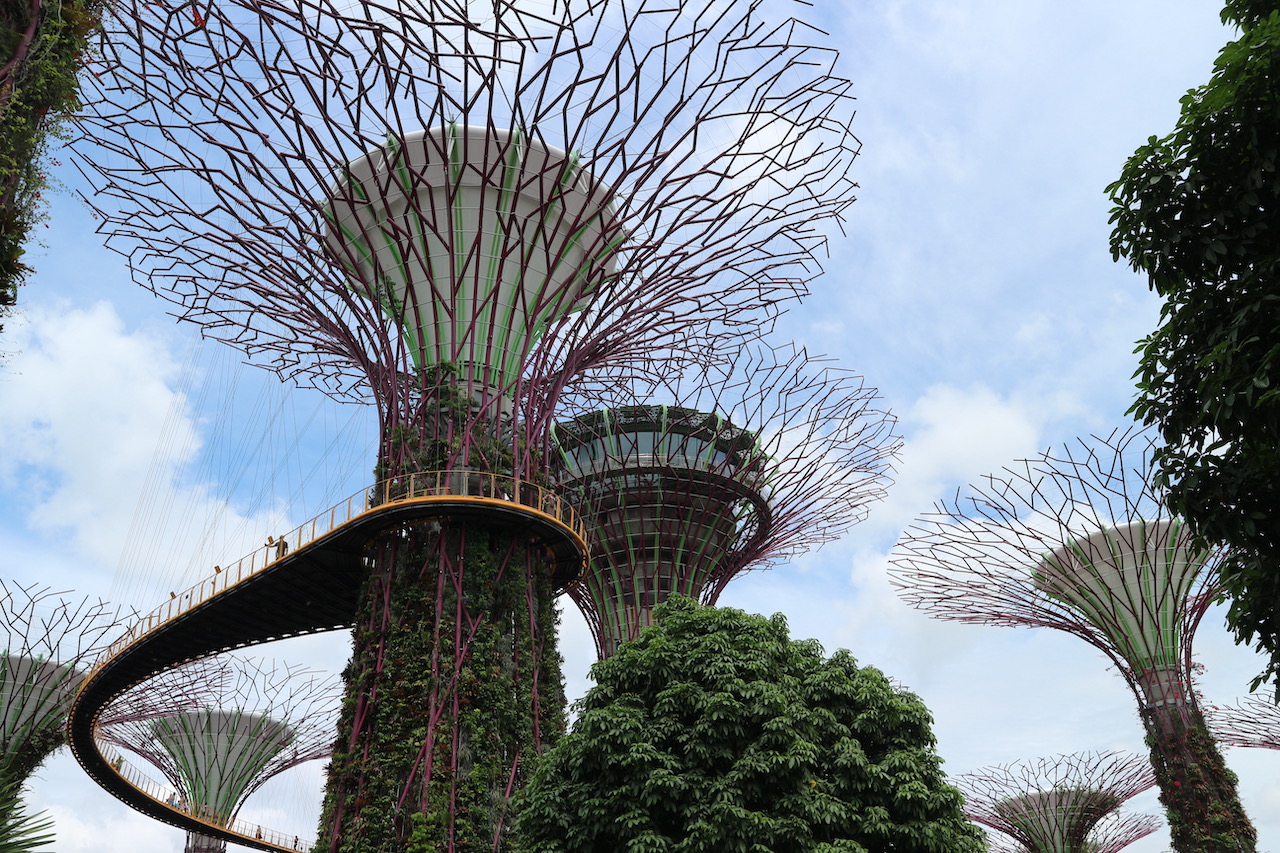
68,470,586,852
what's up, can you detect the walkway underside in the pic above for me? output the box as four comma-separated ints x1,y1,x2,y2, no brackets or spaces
68,482,586,852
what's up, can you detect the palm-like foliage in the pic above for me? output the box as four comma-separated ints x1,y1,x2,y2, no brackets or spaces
0,778,54,853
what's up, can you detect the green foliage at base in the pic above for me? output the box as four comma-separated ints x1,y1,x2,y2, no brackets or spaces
1107,1,1280,692
0,778,54,852
1141,704,1255,852
315,521,565,853
515,598,984,853
1,0,100,324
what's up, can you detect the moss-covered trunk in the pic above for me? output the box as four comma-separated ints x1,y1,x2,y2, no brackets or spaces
316,520,564,853
1142,701,1255,853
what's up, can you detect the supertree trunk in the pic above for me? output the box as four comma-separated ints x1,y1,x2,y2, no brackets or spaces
1141,701,1254,853
318,522,563,852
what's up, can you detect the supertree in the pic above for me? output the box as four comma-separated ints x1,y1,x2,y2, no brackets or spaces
551,342,899,658
888,428,1257,852
1208,695,1280,751
0,582,124,790
954,751,1160,853
71,1,861,850
102,658,338,853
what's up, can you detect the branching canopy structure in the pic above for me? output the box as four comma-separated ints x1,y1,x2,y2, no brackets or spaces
890,430,1217,709
1207,694,1280,751
75,0,861,472
103,658,338,853
552,343,899,657
0,582,128,787
888,428,1257,853
954,751,1159,853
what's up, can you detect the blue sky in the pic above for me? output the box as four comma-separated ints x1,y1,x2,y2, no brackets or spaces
2,1,1278,851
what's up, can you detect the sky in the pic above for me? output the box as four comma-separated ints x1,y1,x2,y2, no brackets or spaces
2,1,1278,851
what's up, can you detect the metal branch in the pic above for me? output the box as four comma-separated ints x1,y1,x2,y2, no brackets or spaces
554,341,899,657
0,582,134,784
889,428,1219,711
1208,695,1280,750
955,751,1157,853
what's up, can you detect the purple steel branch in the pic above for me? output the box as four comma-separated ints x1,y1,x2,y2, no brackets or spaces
555,342,899,657
75,0,860,474
97,656,231,728
1,582,136,784
955,751,1157,853
1,581,130,664
1208,695,1280,750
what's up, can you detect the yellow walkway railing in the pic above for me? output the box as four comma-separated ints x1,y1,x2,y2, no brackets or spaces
97,741,310,852
78,470,586,852
87,469,584,685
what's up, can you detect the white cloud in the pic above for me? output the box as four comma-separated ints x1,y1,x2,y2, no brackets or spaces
0,302,195,559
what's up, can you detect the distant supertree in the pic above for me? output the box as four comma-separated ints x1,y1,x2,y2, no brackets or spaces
552,343,899,658
72,1,861,850
1208,695,1280,751
103,658,338,853
955,751,1159,853
889,429,1257,852
0,583,125,788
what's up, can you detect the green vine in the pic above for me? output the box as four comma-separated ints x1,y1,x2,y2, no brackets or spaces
376,363,518,485
1141,703,1255,852
1,0,100,326
316,523,565,853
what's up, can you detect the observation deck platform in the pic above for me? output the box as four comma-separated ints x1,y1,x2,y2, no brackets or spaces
68,471,587,852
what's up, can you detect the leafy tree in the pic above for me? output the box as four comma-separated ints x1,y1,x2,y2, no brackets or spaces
1108,1,1280,692
1,0,101,332
515,598,984,853
0,779,54,852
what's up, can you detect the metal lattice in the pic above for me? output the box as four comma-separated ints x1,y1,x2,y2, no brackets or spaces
955,751,1158,853
553,342,899,657
0,582,131,785
102,658,338,852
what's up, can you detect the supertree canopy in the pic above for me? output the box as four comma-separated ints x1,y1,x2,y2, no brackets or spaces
954,751,1159,853
76,0,861,474
1035,518,1211,710
0,582,126,788
552,343,899,658
71,1,863,851
103,658,338,853
1207,694,1280,751
888,428,1257,853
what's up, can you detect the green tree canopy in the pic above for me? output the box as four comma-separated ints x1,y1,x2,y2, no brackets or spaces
515,598,984,853
1108,2,1280,691
1,0,100,332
